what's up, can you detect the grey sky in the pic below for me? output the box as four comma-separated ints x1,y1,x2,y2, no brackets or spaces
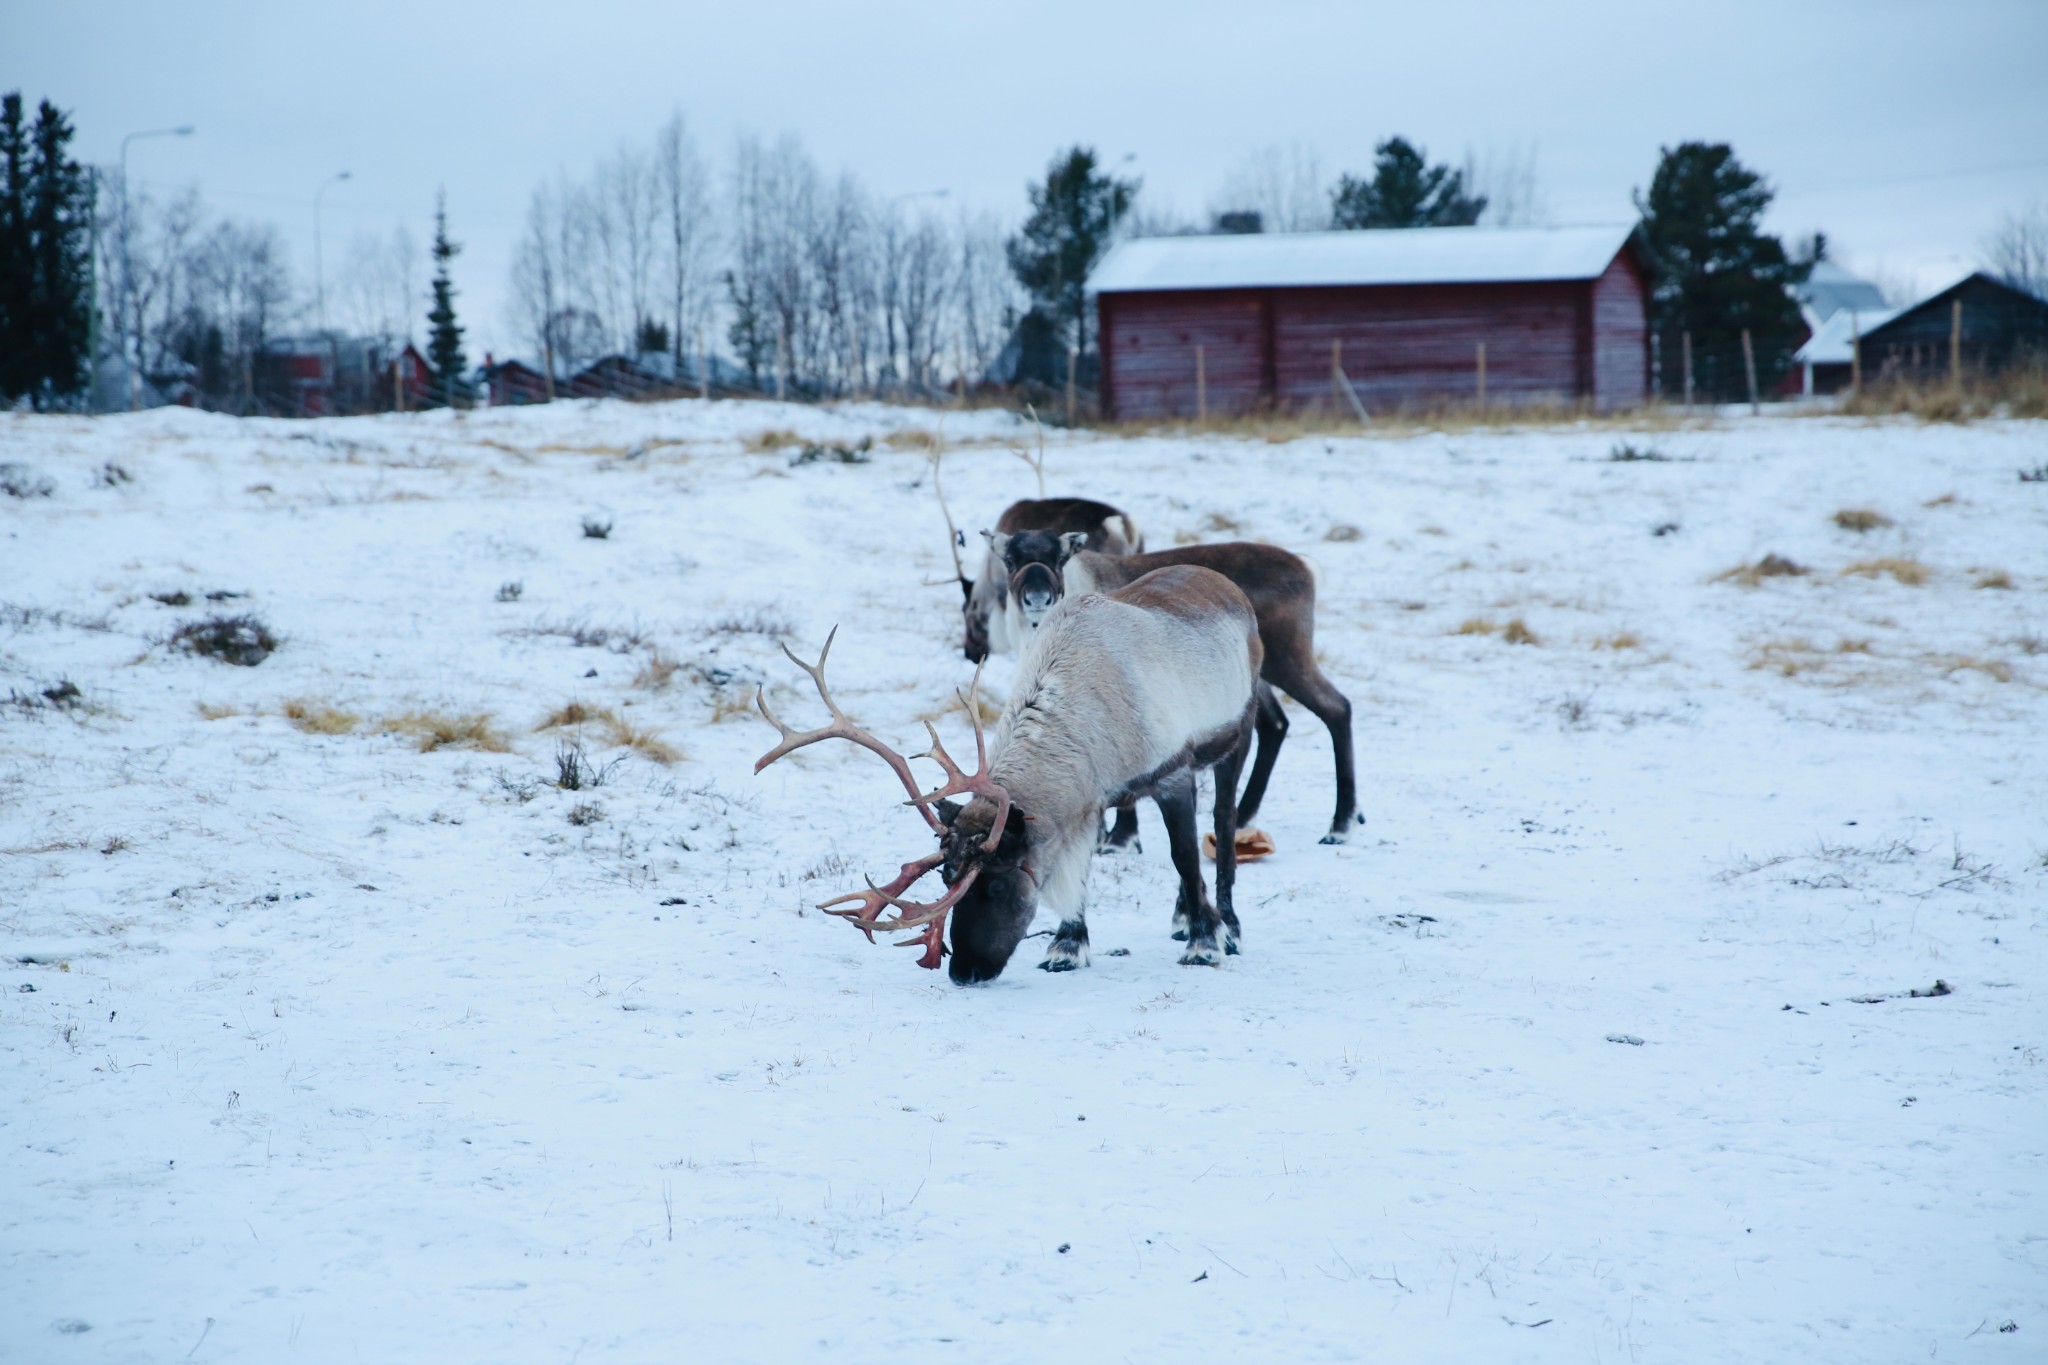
11,0,2047,356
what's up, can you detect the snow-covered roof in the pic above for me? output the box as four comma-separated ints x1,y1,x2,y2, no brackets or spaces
1795,261,1888,322
1089,224,1638,294
1793,306,1902,365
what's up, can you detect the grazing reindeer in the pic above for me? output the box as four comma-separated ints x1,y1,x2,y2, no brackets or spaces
928,440,1142,663
989,530,1363,845
755,565,1261,982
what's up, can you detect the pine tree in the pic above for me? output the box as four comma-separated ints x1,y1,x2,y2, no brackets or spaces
1006,146,1137,370
0,93,35,403
1635,143,1808,402
24,98,92,405
425,190,471,408
1330,138,1486,229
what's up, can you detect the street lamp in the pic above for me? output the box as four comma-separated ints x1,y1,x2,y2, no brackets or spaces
118,124,195,410
314,170,351,336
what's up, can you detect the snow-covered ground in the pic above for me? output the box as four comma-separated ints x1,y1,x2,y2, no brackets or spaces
3,398,2044,1363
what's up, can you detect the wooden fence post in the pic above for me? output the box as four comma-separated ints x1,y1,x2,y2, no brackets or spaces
1476,341,1487,410
1741,328,1759,415
1065,344,1078,427
1195,344,1207,421
1950,299,1963,392
1681,330,1694,408
1850,313,1862,396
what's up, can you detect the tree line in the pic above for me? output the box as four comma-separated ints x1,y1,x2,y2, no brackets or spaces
6,84,2042,414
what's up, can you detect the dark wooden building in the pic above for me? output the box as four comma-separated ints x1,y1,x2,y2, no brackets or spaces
1855,273,2048,383
1093,224,1650,419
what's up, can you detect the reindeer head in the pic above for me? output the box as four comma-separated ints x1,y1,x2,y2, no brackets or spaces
754,630,1020,978
988,529,1088,632
931,794,1036,983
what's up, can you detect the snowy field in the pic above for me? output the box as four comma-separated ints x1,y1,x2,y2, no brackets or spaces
3,397,2045,1363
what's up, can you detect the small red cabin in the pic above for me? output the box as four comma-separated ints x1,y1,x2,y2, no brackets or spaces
1093,224,1650,418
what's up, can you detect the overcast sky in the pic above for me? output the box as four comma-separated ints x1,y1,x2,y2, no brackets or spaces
11,0,2047,356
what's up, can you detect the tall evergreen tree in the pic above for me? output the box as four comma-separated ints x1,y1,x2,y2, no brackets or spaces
24,98,92,405
1006,146,1137,367
425,190,472,407
0,94,31,403
1330,138,1486,229
1635,142,1808,401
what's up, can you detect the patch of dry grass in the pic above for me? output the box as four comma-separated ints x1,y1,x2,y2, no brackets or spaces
282,699,360,734
1593,631,1643,650
197,702,241,720
1501,618,1540,646
1843,557,1931,586
1452,617,1498,636
1972,569,2014,590
746,428,802,452
918,688,1004,727
380,711,511,753
1931,655,2015,683
1324,524,1363,543
536,700,621,732
1923,492,1958,508
605,718,683,764
703,609,795,640
633,649,683,690
1715,554,1809,586
1832,507,1894,532
1201,511,1245,535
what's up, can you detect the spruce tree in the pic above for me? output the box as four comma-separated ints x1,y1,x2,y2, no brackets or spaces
24,98,91,405
425,190,471,408
1331,138,1486,229
0,94,34,403
1635,143,1808,401
1006,146,1137,370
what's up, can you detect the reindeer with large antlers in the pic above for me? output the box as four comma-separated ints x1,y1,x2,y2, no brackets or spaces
756,564,1263,983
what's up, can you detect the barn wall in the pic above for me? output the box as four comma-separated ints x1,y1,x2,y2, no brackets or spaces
1100,290,1270,420
1859,276,2048,380
1590,250,1649,410
1270,281,1585,411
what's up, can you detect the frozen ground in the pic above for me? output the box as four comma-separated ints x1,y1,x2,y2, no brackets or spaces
2,398,2044,1363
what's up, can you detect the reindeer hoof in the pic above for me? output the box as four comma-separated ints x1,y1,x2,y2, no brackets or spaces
1096,837,1141,856
1178,940,1223,967
1039,939,1090,972
1319,831,1349,846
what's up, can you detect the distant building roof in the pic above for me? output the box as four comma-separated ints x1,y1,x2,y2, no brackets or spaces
1793,306,1903,365
1089,223,1640,294
1795,261,1889,322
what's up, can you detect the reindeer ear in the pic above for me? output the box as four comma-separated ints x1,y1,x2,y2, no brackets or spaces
1058,531,1087,563
985,531,1013,565
933,797,963,826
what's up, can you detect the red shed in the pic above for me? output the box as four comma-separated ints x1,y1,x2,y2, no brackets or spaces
1094,224,1650,418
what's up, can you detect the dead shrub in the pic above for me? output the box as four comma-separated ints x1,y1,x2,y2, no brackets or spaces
283,700,360,734
1501,618,1540,646
381,711,510,753
1608,442,1671,462
554,740,623,790
149,590,192,607
1843,557,1931,586
580,517,613,540
1716,555,1808,587
169,614,278,667
1832,508,1894,532
0,463,55,498
790,437,873,466
566,802,606,827
703,609,795,640
495,580,524,602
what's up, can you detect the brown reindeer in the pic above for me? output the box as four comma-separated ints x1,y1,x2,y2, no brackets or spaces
988,530,1363,844
755,565,1261,981
951,498,1142,662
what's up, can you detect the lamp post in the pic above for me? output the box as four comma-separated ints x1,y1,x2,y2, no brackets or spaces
118,124,194,410
314,170,351,336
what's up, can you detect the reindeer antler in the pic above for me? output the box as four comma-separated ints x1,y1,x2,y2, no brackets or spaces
754,630,1015,968
1016,403,1047,498
928,441,969,589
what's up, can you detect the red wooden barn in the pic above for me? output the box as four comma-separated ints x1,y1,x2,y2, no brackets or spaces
1093,224,1650,419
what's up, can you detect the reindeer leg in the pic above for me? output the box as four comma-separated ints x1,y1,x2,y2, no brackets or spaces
1039,833,1093,973
1097,801,1143,855
1233,682,1288,826
1267,656,1360,844
1157,775,1222,965
1212,714,1252,955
